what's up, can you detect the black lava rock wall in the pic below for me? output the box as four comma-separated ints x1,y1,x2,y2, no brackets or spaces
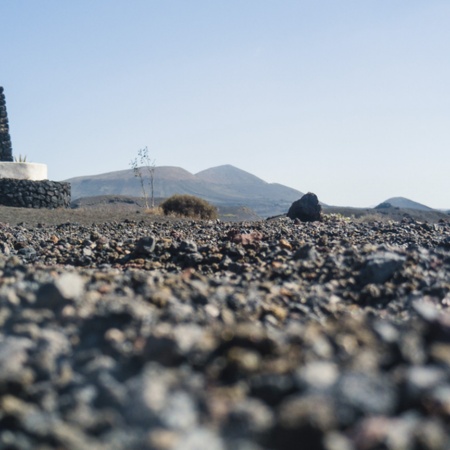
0,86,13,162
0,178,71,208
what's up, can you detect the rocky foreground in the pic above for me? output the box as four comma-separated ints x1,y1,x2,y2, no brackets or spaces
1,216,450,450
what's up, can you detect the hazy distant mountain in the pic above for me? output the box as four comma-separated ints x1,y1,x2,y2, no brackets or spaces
66,164,304,216
377,197,434,211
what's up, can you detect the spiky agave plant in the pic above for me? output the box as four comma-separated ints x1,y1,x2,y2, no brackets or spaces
14,154,27,162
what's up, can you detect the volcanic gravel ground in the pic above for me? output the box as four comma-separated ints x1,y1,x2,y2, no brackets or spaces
1,216,450,449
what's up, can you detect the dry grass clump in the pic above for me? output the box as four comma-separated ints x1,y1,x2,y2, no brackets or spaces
160,195,218,220
323,212,394,224
144,206,164,216
322,213,352,223
354,213,392,223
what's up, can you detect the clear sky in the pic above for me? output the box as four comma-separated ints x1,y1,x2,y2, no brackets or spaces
1,1,449,208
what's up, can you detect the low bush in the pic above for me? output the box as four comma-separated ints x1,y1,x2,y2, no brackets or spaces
160,195,218,220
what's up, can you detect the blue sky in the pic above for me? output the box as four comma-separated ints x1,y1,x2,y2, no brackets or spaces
1,1,449,207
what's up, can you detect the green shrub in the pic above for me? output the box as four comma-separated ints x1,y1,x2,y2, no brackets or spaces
160,194,218,220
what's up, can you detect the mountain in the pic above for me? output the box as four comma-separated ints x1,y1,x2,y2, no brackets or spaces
65,164,304,217
376,197,434,211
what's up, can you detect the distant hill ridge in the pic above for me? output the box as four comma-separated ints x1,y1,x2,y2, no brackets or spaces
378,197,434,211
196,164,267,185
65,165,442,216
65,164,304,216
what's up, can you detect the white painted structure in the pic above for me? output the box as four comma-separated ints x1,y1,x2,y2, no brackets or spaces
0,162,48,180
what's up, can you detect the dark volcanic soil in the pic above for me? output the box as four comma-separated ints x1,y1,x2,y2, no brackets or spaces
0,203,171,226
1,210,450,450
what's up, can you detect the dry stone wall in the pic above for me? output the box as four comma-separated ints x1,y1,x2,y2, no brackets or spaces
0,86,13,162
0,87,71,208
0,179,71,208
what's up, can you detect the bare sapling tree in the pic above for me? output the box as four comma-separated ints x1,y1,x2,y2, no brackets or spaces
130,146,156,209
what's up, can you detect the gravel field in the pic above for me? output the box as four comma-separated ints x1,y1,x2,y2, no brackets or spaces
1,213,450,449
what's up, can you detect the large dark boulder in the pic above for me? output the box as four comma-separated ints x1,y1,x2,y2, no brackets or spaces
287,193,322,222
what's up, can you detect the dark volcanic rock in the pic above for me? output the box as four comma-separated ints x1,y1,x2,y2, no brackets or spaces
0,86,13,162
133,236,157,256
359,251,406,285
287,192,322,222
0,215,449,449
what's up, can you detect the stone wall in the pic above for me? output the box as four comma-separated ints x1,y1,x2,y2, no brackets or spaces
0,87,13,162
0,179,71,208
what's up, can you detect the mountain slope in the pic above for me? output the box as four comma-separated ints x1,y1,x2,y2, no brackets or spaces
196,164,268,185
65,165,304,216
379,197,434,211
195,165,303,201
